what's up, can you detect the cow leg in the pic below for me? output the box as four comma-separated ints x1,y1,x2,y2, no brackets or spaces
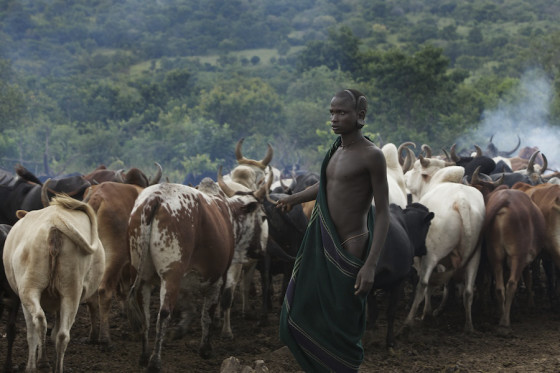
402,256,439,329
386,280,405,351
21,292,50,372
86,291,101,344
221,262,243,339
4,298,19,373
136,281,153,367
148,278,180,373
241,260,257,318
522,265,535,309
97,261,127,348
462,248,481,333
500,258,524,329
200,278,223,359
53,296,81,373
258,254,272,326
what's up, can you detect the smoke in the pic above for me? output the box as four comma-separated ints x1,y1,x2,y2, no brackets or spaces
458,68,559,171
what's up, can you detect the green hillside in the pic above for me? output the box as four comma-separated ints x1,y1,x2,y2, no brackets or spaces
1,0,559,180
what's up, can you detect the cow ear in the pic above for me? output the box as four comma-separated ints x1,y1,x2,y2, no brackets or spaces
16,210,28,219
425,212,435,222
241,201,259,214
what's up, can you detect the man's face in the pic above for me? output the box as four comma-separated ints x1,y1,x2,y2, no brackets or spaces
330,95,358,135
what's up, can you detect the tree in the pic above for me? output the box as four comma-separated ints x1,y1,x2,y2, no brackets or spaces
296,26,361,73
356,45,482,149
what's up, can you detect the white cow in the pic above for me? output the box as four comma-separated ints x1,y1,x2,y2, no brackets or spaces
402,158,485,332
3,194,105,373
382,143,408,208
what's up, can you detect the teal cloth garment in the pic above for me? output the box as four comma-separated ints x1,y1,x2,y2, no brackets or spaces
279,137,375,373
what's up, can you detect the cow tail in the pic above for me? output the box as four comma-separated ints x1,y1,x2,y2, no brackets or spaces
47,228,62,297
127,198,159,334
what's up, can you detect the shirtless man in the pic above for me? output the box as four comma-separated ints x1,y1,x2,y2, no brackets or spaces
277,89,389,372
277,88,389,295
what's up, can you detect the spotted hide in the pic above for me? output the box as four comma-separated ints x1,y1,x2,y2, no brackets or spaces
126,176,269,372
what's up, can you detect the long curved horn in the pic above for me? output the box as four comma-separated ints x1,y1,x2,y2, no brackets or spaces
419,155,430,168
235,138,246,162
441,148,451,161
398,142,416,165
474,145,482,157
41,178,52,207
500,135,521,156
421,144,432,158
527,150,540,173
450,144,460,162
471,166,481,185
149,162,163,185
402,147,414,173
541,153,548,174
217,166,236,197
260,144,273,167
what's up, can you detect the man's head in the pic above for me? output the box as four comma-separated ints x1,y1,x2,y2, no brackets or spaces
332,89,367,129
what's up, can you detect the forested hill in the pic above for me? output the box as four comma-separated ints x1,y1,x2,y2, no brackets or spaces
1,0,560,181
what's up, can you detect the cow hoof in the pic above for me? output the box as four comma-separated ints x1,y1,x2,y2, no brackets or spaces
221,330,234,340
139,352,150,367
99,341,113,352
387,347,396,356
146,359,161,373
169,326,187,340
199,345,213,359
497,326,513,338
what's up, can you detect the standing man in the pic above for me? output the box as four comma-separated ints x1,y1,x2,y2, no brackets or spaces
277,89,390,372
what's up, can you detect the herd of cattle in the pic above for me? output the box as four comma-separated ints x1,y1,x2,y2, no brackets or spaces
0,136,559,372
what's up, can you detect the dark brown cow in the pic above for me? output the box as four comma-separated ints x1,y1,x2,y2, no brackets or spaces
83,163,162,187
0,224,19,373
83,182,145,348
126,172,270,372
482,187,547,331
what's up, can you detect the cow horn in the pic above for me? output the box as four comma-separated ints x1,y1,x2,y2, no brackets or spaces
421,144,432,158
260,144,273,168
149,162,163,185
541,153,548,174
501,135,521,157
255,166,274,201
419,155,430,168
450,144,459,162
397,142,416,165
235,138,246,162
41,178,52,207
402,147,415,173
115,169,125,183
474,145,482,157
217,166,236,197
527,150,540,173
441,148,451,161
471,166,481,185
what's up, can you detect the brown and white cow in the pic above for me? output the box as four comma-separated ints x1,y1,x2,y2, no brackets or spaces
3,194,105,373
126,171,270,372
83,181,146,348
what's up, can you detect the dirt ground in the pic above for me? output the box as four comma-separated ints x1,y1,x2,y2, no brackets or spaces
2,274,560,373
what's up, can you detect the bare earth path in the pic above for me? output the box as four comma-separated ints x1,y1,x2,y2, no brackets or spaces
2,278,560,372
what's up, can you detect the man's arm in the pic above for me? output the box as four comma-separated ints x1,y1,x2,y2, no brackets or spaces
276,182,319,212
354,149,390,296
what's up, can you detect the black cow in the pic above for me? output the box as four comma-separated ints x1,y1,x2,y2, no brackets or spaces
0,224,19,373
0,165,91,225
489,151,547,187
258,192,309,324
367,203,434,351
